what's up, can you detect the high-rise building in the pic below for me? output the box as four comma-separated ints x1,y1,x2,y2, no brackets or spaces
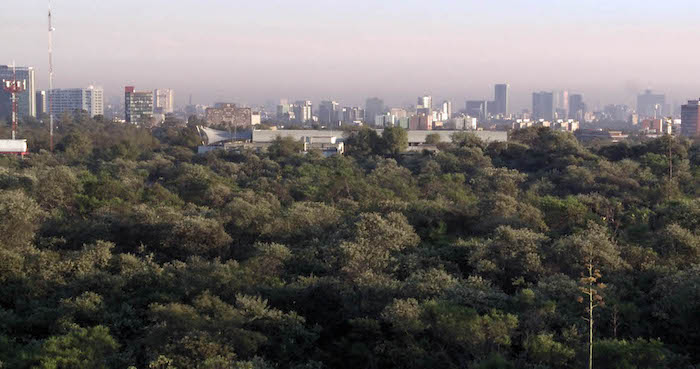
154,89,175,114
125,86,153,125
532,92,554,120
0,65,36,120
318,101,339,126
569,94,585,120
465,100,489,122
408,113,432,130
637,90,666,118
554,91,569,118
441,100,452,120
494,84,509,115
418,95,432,110
341,107,364,124
681,99,700,137
49,86,104,118
36,90,47,115
293,100,313,124
365,97,384,126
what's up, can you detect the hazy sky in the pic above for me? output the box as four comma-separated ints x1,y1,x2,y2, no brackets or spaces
2,0,700,111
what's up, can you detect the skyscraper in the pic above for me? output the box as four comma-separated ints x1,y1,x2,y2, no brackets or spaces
441,100,452,120
318,100,339,126
637,90,666,118
554,90,569,118
293,100,313,124
569,94,585,120
125,86,154,125
681,99,700,137
50,86,104,118
465,100,489,122
494,84,509,116
418,95,432,110
532,92,554,120
365,97,384,126
36,90,47,115
154,89,175,114
0,65,36,120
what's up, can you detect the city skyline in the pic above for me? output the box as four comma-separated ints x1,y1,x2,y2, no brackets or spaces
3,1,700,110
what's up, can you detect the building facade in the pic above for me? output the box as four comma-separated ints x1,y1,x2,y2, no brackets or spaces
50,86,104,118
0,65,36,121
125,86,154,125
466,100,489,122
36,90,47,115
569,94,585,120
681,99,700,137
154,89,175,114
293,100,313,124
532,91,554,121
205,103,253,127
318,100,339,126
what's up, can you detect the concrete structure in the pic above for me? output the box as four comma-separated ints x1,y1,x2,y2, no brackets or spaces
494,84,509,116
375,113,396,127
124,86,153,125
154,89,175,114
532,91,554,121
390,108,408,119
36,91,47,115
554,90,569,118
252,129,507,146
440,100,452,121
637,90,666,118
341,107,364,124
0,65,35,120
49,86,104,118
681,99,700,137
576,129,628,143
205,103,252,127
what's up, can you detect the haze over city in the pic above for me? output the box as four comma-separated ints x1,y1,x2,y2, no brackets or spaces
4,0,700,109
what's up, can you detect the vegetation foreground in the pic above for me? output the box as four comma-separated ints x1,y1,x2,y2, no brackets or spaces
0,115,699,368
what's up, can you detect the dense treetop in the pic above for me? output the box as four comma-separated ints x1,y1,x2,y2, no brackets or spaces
0,116,698,368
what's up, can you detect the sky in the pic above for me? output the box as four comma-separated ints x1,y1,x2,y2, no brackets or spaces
2,0,700,111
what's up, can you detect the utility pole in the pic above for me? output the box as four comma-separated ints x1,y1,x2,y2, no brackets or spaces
48,0,55,151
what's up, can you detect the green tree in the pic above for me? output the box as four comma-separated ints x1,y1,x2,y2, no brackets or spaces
381,126,408,156
35,325,119,369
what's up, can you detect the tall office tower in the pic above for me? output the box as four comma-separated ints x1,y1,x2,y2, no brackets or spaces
293,100,313,124
494,84,509,115
569,94,585,120
341,107,365,123
418,95,432,110
36,90,47,115
441,100,452,120
125,86,154,125
532,92,555,120
681,99,700,137
637,90,666,118
277,99,291,120
50,86,104,118
554,90,569,118
318,100,339,126
0,65,36,120
465,100,489,122
365,97,384,126
154,89,175,114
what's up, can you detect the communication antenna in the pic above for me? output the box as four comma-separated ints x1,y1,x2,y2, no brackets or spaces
48,0,55,151
2,62,27,140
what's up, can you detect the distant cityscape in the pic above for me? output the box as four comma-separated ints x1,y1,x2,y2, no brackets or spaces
2,63,700,142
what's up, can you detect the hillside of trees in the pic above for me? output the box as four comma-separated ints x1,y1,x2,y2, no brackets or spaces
0,115,699,369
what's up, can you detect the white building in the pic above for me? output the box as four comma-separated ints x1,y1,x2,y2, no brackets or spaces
154,89,175,114
49,86,104,118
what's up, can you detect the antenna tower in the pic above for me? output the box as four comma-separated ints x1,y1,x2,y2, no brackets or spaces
2,62,26,140
48,0,55,151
